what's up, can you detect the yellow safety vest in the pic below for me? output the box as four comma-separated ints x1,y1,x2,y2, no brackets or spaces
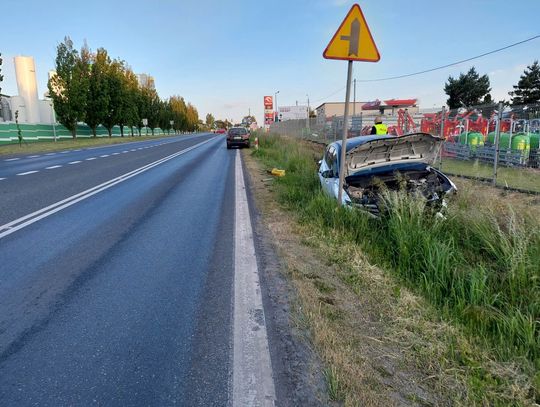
374,123,387,135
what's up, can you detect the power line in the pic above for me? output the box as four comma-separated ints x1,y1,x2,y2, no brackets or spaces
357,34,540,82
312,34,540,103
312,86,346,104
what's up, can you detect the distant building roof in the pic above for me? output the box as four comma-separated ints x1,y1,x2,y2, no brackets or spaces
384,99,417,106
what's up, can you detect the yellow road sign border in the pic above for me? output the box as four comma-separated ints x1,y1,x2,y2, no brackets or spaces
323,3,380,62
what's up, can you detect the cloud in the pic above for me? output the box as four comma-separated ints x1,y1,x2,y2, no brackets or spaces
489,63,527,77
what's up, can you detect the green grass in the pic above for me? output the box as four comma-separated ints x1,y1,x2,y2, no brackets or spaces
0,133,184,156
252,132,540,402
440,158,540,192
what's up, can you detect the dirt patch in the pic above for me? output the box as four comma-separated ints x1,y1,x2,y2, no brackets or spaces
242,149,467,406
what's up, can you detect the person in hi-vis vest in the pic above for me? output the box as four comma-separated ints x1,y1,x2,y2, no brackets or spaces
370,116,388,135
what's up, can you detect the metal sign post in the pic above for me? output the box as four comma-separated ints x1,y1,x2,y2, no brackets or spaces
323,3,380,206
337,61,353,206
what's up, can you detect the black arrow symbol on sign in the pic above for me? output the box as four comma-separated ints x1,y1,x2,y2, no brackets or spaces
340,18,360,56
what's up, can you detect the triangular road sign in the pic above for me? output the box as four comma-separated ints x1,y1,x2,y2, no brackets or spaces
323,4,380,62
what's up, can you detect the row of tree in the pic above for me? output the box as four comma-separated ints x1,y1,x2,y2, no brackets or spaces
444,61,540,109
48,37,199,138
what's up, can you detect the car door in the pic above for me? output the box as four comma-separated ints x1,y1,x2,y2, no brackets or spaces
319,145,339,198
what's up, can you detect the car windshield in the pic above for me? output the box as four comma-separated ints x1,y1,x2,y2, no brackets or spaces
229,128,247,135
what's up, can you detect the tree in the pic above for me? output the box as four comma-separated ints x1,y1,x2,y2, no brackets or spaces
86,47,110,137
185,103,199,131
146,89,161,135
444,67,492,109
103,59,125,137
119,68,140,136
48,37,90,138
205,113,215,129
169,95,188,132
509,61,540,105
158,99,173,134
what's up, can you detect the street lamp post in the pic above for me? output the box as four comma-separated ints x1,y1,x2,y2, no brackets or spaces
44,92,56,143
306,94,310,131
274,90,280,122
51,104,57,142
170,120,174,135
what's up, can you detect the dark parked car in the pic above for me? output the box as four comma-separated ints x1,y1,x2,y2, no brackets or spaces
318,133,457,216
227,127,250,149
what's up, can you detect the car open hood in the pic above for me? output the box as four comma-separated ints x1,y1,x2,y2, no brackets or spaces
345,133,443,176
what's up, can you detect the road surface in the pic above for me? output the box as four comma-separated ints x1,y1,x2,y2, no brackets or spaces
0,134,286,406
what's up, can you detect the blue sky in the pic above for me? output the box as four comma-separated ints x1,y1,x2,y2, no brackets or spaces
2,0,540,124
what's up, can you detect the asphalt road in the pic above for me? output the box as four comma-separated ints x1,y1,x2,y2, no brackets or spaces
0,133,277,406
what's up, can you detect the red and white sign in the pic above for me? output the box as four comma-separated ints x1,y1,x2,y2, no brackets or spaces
264,96,273,109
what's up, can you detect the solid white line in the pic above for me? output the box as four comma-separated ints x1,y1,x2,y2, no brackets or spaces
68,161,82,165
4,158,20,161
86,157,97,161
232,150,276,406
46,165,62,169
16,171,39,176
0,138,215,239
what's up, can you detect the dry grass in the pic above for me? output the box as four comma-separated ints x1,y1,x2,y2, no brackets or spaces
243,139,539,406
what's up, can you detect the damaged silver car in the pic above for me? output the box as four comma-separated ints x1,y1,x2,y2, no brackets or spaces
318,133,457,216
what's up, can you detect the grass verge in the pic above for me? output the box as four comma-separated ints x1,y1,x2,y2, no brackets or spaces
440,158,540,193
248,132,539,405
0,133,185,156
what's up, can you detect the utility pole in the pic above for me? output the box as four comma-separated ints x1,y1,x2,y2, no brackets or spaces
274,90,280,122
353,78,356,117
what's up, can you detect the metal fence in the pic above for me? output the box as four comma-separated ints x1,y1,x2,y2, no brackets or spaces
269,102,540,193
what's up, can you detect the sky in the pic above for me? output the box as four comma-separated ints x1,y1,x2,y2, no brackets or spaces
2,0,540,125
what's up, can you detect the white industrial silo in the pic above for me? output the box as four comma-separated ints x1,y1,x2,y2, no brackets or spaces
14,56,40,123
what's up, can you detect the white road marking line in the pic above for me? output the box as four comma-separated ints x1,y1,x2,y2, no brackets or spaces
100,155,110,158
68,161,82,165
122,151,129,153
233,150,276,406
112,152,120,155
16,171,39,176
4,158,20,161
28,155,40,158
0,138,215,239
60,151,69,154
86,157,97,161
45,165,62,169
0,178,6,181
45,153,56,156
